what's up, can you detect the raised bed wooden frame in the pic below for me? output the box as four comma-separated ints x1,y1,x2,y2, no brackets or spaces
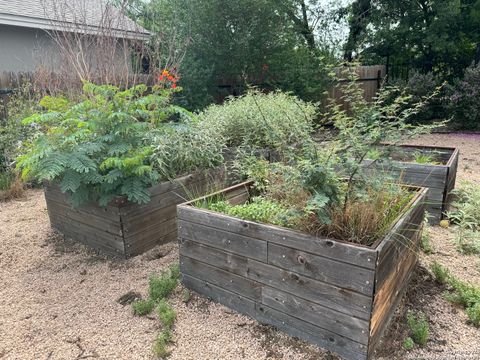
44,170,224,258
362,144,459,224
178,181,428,360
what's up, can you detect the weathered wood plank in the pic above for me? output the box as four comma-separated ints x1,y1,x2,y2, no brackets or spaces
178,219,268,262
45,197,122,236
257,304,368,360
246,259,372,320
178,205,377,269
369,230,421,354
180,256,262,301
267,243,375,295
180,240,250,277
262,287,370,344
128,230,177,257
182,273,368,360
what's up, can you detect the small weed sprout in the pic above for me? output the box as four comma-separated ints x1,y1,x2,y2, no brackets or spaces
431,261,450,285
132,299,154,316
153,329,173,358
420,214,433,254
157,299,176,329
182,289,191,304
149,265,180,302
406,311,430,346
403,336,414,350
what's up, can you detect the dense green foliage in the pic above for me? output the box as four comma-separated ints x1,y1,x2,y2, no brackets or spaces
148,264,180,302
344,0,480,77
132,299,155,316
120,0,336,110
17,83,223,206
198,90,316,156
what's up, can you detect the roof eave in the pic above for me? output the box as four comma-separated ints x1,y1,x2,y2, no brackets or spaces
0,13,150,41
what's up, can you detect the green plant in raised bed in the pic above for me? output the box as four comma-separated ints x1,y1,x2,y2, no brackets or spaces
406,310,429,346
17,82,224,207
412,151,441,165
198,89,317,161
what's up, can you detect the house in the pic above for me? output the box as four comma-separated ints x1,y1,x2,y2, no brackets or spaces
0,0,149,73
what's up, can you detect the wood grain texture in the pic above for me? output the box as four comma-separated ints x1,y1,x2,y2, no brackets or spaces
44,169,225,258
178,181,428,360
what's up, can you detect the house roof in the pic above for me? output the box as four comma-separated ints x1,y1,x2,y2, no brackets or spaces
0,0,150,40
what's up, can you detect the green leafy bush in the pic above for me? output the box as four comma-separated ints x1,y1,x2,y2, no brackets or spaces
17,82,223,206
198,89,316,157
0,83,39,173
132,299,155,316
406,311,429,346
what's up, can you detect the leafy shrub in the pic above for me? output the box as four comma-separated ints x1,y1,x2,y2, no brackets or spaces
448,63,480,130
18,83,223,206
389,71,445,124
0,83,39,173
406,311,429,346
157,299,176,329
132,299,154,316
198,89,316,157
148,265,179,302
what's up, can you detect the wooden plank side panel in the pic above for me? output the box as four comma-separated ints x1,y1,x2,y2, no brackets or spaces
267,243,375,295
177,205,377,269
180,256,262,301
44,184,121,221
178,220,268,262
368,231,420,356
247,259,372,320
182,273,368,360
48,210,125,256
45,197,122,236
262,287,370,345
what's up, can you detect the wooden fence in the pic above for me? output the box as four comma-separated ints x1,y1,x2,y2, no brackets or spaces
328,65,386,105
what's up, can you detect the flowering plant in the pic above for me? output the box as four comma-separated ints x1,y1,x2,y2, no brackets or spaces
158,69,180,89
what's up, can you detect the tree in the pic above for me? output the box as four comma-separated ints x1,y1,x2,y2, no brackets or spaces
343,0,480,77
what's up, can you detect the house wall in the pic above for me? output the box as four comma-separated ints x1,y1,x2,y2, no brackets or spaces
0,24,54,72
0,23,135,75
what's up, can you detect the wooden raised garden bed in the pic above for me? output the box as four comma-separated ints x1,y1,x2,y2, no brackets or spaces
178,181,428,360
362,144,459,223
44,170,224,258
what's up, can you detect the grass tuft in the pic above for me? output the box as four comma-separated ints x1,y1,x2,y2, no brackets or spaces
431,261,449,285
406,310,429,346
132,299,154,316
149,264,180,302
0,172,24,202
403,336,414,350
157,299,176,329
153,329,173,358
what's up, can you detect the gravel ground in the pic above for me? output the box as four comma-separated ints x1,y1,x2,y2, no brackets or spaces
1,133,479,360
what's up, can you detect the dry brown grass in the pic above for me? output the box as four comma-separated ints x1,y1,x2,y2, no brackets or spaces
310,188,413,246
0,176,25,202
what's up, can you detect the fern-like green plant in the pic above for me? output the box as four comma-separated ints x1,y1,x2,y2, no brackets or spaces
17,82,223,206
